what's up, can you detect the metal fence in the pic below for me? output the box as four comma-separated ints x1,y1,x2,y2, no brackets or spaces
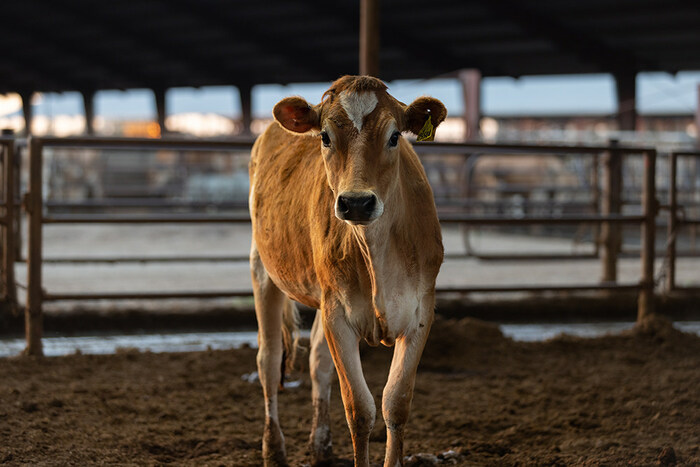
413,141,656,311
0,139,17,310
0,136,675,355
666,150,700,292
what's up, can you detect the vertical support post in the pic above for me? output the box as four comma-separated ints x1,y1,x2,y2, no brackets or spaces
20,91,34,136
600,142,623,283
459,69,481,141
638,149,657,322
696,84,700,149
25,137,44,356
0,144,4,301
591,154,601,256
614,71,637,132
666,153,677,292
0,143,5,301
13,144,22,262
154,87,167,136
2,142,17,308
82,90,95,135
693,158,699,250
238,84,253,136
359,0,379,77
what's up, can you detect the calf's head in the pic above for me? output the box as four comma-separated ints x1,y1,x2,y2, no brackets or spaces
273,75,446,226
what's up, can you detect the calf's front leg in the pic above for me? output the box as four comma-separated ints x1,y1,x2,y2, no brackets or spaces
382,297,434,466
323,309,375,467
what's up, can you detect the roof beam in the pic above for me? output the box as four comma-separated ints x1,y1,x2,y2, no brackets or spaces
482,0,655,74
1,1,145,91
0,20,101,92
166,0,339,85
313,0,496,79
43,0,224,88
0,65,63,94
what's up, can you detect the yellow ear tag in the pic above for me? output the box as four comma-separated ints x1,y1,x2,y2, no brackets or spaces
416,115,435,142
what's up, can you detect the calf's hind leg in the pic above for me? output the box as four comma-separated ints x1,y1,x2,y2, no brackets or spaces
309,310,334,465
251,245,288,466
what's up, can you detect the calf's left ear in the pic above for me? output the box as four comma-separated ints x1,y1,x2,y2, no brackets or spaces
273,96,321,133
404,97,447,135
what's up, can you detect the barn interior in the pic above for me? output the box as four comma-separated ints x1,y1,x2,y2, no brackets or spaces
0,2,699,465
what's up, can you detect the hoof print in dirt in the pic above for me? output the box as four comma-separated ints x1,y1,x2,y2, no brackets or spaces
404,453,439,466
404,450,465,466
657,446,677,466
19,401,39,413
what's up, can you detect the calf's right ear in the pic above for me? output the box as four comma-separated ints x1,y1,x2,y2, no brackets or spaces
273,97,321,133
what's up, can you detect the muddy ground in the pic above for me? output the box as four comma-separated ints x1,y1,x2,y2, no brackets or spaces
1,315,699,466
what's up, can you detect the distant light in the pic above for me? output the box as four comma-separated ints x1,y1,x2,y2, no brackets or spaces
147,122,161,138
251,118,273,135
0,93,22,117
122,121,161,138
166,113,236,137
481,117,499,141
687,122,697,139
594,122,608,137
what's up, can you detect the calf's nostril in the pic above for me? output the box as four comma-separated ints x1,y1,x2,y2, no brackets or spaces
337,197,350,214
336,193,378,221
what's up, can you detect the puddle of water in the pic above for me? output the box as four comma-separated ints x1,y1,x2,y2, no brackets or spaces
1,323,699,358
500,322,634,341
501,321,700,341
0,331,261,358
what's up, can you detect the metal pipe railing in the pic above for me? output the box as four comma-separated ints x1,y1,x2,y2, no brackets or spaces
0,140,17,309
18,136,662,355
26,138,43,355
639,149,657,320
666,150,700,292
668,152,678,291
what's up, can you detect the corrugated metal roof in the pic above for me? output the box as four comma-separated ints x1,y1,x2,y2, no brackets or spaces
1,0,698,93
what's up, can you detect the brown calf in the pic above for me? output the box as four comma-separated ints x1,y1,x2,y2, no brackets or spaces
249,75,445,466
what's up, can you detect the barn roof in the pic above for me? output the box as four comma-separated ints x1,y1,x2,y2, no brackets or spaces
1,0,699,94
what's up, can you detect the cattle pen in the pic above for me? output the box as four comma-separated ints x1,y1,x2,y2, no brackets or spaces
2,135,700,466
0,136,695,356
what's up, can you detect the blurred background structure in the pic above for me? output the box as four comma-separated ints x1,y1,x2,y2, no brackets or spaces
0,0,697,145
0,0,699,356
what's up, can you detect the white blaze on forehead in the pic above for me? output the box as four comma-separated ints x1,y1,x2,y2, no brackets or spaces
339,91,378,131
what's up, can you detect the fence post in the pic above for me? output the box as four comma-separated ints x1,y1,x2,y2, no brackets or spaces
13,143,22,262
0,143,6,301
638,149,657,322
25,137,43,356
666,153,677,292
2,141,17,308
591,154,601,257
600,142,623,283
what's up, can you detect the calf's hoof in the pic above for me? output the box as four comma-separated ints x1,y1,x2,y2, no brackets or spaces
309,427,333,466
263,420,288,467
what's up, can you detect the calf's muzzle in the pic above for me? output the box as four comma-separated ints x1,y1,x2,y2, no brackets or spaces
335,192,379,224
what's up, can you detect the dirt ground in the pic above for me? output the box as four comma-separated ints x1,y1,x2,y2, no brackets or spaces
1,314,699,466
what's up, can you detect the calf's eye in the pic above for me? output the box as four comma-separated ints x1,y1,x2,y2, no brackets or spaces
321,131,331,147
389,131,400,147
